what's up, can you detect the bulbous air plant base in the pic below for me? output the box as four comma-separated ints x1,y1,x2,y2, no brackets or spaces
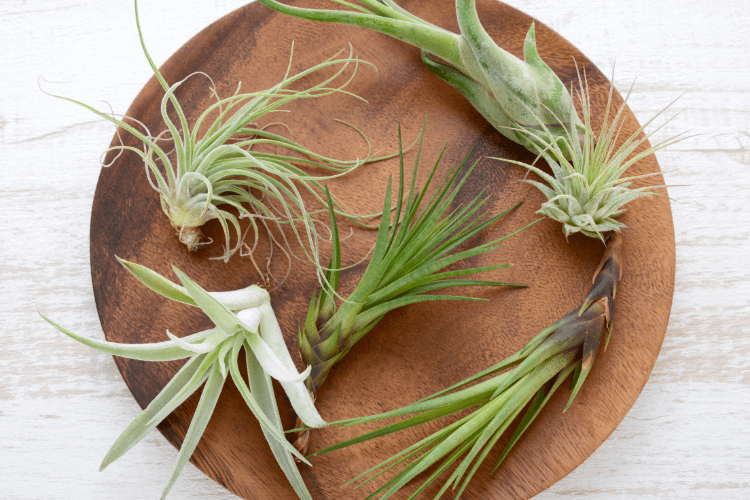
161,196,213,252
175,224,205,252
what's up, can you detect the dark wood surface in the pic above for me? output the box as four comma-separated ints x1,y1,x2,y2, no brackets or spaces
89,1,675,498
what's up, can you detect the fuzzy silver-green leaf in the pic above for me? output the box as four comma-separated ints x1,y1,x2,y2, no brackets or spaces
500,73,687,241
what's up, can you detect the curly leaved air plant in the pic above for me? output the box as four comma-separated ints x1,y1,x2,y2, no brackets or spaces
257,0,585,156
500,70,688,241
43,260,325,500
51,1,389,285
311,232,623,500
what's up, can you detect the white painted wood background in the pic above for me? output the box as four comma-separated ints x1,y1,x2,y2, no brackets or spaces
2,0,748,499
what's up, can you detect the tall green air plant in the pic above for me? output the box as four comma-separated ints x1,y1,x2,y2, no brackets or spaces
51,0,387,284
312,232,624,500
291,126,535,454
43,260,325,500
257,0,584,156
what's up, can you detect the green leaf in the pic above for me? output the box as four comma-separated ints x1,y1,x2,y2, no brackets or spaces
256,0,464,68
165,328,224,355
172,267,245,336
226,336,309,464
169,270,301,388
303,290,321,345
145,348,222,428
41,314,200,362
245,344,315,499
452,401,526,498
242,330,311,384
159,362,226,500
256,302,325,428
566,314,605,410
297,322,320,365
494,363,575,471
319,188,341,317
451,359,564,489
100,354,209,470
316,325,341,361
117,258,196,306
352,294,486,330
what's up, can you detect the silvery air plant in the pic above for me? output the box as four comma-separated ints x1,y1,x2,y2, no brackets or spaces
502,72,687,240
54,0,384,278
257,0,585,156
43,260,323,500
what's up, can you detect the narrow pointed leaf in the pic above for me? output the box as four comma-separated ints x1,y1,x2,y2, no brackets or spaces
100,354,209,470
246,345,315,498
42,315,198,362
159,363,226,500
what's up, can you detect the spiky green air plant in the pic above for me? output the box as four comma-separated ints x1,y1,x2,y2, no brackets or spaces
52,1,385,277
500,74,686,240
257,0,584,156
313,232,623,500
292,127,532,453
42,260,326,500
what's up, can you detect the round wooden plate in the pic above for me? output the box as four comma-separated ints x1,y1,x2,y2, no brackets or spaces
90,1,675,499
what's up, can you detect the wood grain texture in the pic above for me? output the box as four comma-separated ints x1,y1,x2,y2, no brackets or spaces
88,1,673,499
3,1,748,500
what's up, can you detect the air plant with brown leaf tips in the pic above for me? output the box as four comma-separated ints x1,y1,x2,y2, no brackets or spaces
312,232,622,500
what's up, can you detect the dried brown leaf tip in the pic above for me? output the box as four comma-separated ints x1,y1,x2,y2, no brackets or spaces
293,430,311,460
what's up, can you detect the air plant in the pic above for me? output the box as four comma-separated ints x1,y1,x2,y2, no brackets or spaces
42,260,324,500
312,232,623,500
292,126,533,453
500,72,687,240
257,0,584,156
53,0,387,280
309,66,685,497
